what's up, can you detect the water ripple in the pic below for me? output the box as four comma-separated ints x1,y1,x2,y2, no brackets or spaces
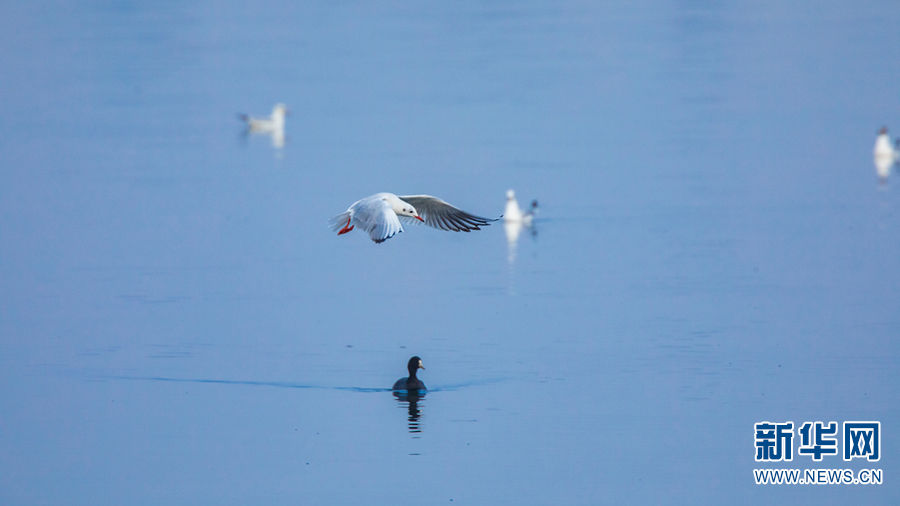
102,374,507,393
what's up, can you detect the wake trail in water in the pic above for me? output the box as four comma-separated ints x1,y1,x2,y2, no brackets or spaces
103,374,508,393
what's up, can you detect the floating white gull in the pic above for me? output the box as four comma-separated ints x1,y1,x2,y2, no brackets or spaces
502,189,539,266
874,126,899,180
239,103,288,133
330,193,496,243
503,189,538,226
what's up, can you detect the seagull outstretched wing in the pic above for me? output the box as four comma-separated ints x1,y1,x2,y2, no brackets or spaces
399,195,496,232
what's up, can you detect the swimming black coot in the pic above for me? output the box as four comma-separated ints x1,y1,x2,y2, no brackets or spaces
392,356,426,391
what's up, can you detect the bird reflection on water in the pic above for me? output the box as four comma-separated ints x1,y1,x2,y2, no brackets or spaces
393,390,425,434
391,356,426,435
503,190,539,267
873,126,900,182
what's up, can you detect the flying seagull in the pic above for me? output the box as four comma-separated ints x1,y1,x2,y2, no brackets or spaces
330,193,496,243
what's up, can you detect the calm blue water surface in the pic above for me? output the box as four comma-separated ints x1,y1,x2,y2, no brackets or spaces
1,1,899,504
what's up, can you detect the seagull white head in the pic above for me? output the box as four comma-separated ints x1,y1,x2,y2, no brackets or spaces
386,194,424,222
506,189,516,200
268,103,288,130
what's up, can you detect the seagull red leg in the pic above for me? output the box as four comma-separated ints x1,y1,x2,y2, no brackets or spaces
337,216,354,235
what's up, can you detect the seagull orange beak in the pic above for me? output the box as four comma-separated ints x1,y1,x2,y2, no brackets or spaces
415,215,424,222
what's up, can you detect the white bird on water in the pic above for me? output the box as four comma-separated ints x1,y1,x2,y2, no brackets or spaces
239,103,288,133
503,189,538,226
239,103,288,149
502,189,538,265
874,127,900,181
331,193,496,243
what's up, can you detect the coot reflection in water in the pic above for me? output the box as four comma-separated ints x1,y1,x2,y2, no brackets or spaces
391,356,426,434
393,390,425,434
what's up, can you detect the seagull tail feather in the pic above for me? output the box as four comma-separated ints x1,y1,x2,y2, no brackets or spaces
329,211,352,232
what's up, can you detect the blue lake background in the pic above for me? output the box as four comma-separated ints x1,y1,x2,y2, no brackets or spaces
1,1,899,504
